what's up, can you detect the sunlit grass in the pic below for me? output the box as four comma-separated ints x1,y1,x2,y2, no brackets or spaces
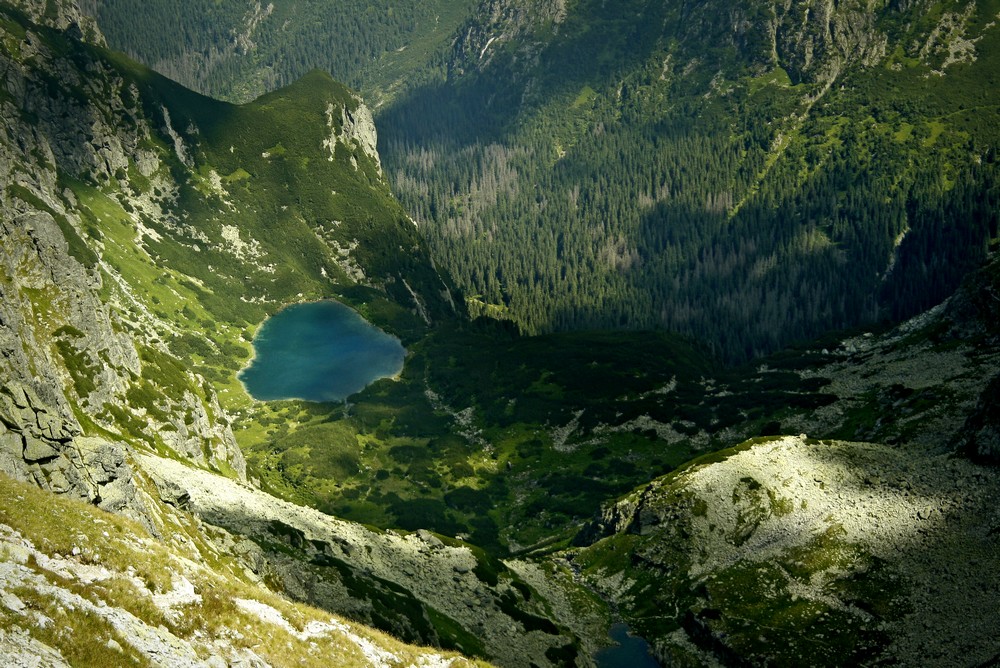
0,472,489,667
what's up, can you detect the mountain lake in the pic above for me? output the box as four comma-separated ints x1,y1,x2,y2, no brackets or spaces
239,300,405,402
593,623,660,668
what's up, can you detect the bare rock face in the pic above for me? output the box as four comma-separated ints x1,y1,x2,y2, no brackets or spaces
0,383,152,533
448,0,568,77
338,100,382,174
770,0,888,83
14,0,106,46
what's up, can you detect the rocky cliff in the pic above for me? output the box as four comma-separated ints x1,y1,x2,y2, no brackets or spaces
448,0,982,84
13,0,103,44
0,0,247,503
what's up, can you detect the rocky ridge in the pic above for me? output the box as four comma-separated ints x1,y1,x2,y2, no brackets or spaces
0,470,483,668
140,453,601,668
13,0,104,45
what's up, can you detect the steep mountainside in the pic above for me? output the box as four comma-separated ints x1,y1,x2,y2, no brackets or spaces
4,1,1000,667
77,0,479,104
1,2,552,665
574,433,1000,666
379,0,1000,361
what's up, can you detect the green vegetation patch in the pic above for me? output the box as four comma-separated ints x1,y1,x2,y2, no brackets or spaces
53,330,98,399
691,530,904,666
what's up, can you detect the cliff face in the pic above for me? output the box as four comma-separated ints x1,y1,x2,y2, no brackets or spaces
0,2,247,498
447,0,974,85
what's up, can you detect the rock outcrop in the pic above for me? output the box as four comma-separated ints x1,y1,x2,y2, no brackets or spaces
768,0,888,83
13,0,105,46
448,0,568,77
335,98,383,174
575,435,1000,667
0,381,149,528
140,453,586,668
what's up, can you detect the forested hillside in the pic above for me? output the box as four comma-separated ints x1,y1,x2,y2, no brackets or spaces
78,0,477,103
379,0,1000,361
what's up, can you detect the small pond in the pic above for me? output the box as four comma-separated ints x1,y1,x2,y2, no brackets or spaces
593,623,659,668
239,300,405,402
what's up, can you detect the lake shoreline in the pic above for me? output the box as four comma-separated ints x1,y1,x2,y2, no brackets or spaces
238,299,406,403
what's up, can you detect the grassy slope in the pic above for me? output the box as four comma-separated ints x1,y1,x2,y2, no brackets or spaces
17,26,448,478
99,57,443,338
0,471,488,667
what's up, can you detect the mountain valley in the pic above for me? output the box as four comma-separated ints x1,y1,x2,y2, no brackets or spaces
1,0,999,666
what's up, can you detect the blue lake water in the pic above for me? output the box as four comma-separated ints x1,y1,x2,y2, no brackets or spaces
593,623,660,668
239,300,405,402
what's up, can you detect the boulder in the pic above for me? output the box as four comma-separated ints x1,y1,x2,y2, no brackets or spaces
22,435,58,463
